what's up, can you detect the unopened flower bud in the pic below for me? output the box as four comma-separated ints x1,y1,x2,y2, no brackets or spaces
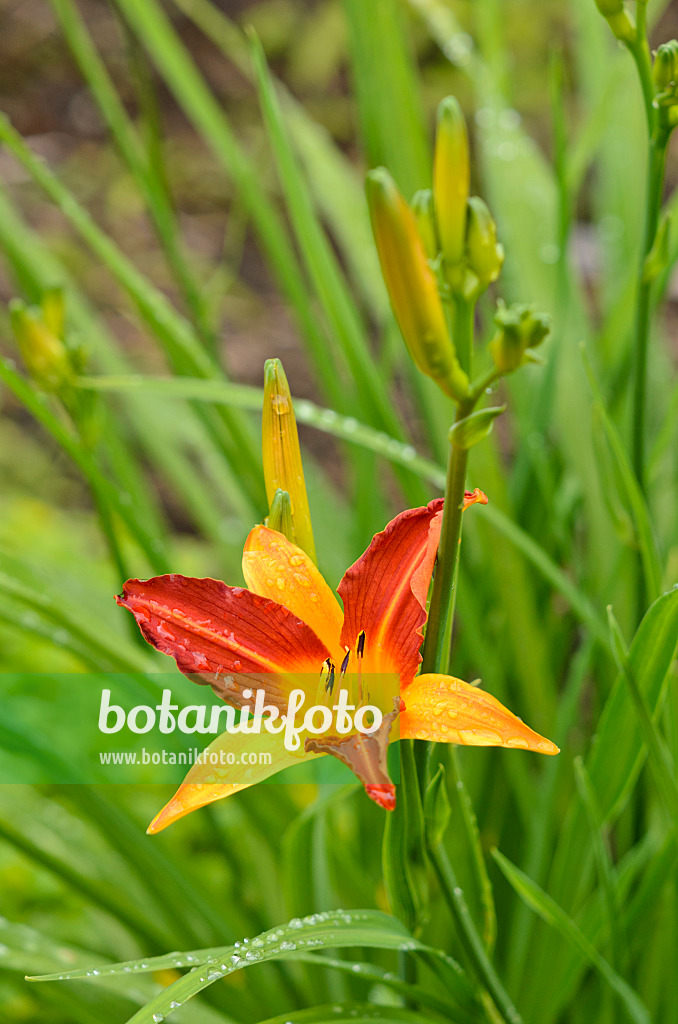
434,96,469,273
653,44,676,92
9,298,72,392
489,302,550,375
593,0,636,43
594,0,623,15
411,189,439,260
262,359,316,563
266,488,294,539
366,168,469,400
466,197,504,290
41,286,65,339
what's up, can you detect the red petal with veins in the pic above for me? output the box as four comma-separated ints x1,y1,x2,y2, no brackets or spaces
337,499,443,686
117,575,329,708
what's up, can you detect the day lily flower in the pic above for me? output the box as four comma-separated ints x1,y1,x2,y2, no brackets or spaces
117,493,558,833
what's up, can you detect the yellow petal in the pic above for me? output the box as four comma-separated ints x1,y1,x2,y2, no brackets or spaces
147,730,323,834
400,674,559,754
243,525,344,658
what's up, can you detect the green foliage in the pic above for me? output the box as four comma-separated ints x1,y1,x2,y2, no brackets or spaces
1,2,677,1023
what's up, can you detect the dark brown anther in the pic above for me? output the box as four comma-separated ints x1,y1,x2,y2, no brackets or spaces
340,650,350,676
325,660,336,694
357,630,366,658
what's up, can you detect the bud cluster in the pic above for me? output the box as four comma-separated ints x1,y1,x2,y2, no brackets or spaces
489,302,550,376
366,96,510,403
652,41,678,129
9,289,74,393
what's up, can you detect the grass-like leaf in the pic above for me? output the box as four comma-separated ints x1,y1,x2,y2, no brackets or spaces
492,849,650,1024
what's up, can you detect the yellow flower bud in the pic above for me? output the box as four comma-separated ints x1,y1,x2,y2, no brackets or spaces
434,96,469,273
9,299,72,392
466,197,504,291
411,189,439,260
41,286,65,339
366,168,469,401
262,359,317,563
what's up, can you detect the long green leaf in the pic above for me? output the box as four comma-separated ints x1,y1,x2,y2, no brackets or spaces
492,849,650,1024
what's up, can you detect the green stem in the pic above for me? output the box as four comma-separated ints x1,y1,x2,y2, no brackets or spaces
421,422,471,675
632,129,669,496
452,293,475,377
625,19,655,132
428,841,523,1024
631,128,669,624
421,293,475,676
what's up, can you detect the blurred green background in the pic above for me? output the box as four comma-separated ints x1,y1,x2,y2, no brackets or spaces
1,1,678,1022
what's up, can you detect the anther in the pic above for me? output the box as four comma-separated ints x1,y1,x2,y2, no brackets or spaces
357,631,366,658
325,659,336,694
340,650,350,676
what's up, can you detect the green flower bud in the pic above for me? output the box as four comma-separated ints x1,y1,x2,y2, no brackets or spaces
367,168,469,401
9,299,72,392
466,197,504,290
434,96,469,273
653,43,677,93
594,0,623,15
489,302,550,375
411,189,439,260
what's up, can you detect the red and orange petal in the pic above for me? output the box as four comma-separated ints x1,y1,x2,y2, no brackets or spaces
462,487,488,510
400,674,559,754
147,731,322,833
116,575,330,708
337,499,443,684
242,526,344,659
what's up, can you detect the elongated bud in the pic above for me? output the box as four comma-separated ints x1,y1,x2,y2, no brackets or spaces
653,43,677,92
594,0,623,15
466,197,504,291
434,97,469,273
411,189,439,260
41,286,65,339
266,488,294,538
489,302,550,375
262,359,317,563
366,168,469,400
9,298,72,392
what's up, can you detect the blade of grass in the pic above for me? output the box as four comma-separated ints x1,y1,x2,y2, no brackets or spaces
110,0,346,411
0,113,264,511
573,757,626,974
248,31,428,507
342,0,429,197
0,571,152,673
607,605,678,825
582,345,663,604
49,0,214,350
75,373,444,486
492,849,650,1024
0,357,167,574
0,185,246,538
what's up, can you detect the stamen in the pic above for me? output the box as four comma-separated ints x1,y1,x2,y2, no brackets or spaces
356,630,367,706
316,658,335,706
340,650,350,676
